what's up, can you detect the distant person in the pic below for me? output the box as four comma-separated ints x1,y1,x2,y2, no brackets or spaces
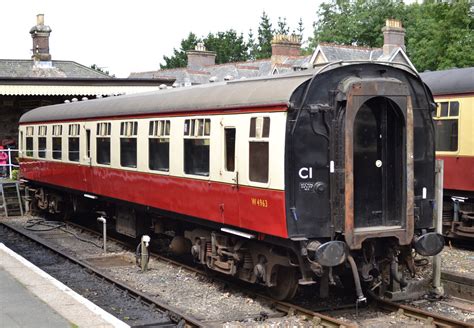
0,146,8,178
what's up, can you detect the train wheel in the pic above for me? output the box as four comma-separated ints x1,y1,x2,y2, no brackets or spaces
267,266,299,300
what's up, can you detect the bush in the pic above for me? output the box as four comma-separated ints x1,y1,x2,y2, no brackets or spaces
11,169,19,180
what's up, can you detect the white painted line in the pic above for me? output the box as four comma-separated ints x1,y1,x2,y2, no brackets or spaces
0,243,130,328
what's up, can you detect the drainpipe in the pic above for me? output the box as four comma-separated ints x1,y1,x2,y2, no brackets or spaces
433,160,444,295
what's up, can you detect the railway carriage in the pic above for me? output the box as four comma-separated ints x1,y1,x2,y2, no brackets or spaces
19,62,444,300
421,67,474,239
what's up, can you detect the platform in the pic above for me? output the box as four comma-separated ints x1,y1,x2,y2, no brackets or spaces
0,243,129,328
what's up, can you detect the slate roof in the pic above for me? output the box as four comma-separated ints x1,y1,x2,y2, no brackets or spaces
317,43,384,62
0,59,113,79
130,42,410,86
420,67,474,96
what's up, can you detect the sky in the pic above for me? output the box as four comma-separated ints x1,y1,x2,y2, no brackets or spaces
1,0,324,77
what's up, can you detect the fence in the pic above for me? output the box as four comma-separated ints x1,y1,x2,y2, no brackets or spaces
0,148,19,180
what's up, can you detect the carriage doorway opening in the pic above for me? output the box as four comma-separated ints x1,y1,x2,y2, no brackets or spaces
353,97,404,229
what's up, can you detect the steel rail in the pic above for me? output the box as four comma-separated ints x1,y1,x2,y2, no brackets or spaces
62,220,354,327
373,296,472,328
0,221,205,327
30,219,471,328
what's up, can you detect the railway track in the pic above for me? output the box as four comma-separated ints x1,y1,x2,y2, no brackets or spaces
0,221,204,327
2,217,472,327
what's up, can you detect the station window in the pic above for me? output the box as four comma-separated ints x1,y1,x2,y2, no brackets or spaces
224,128,236,172
25,126,34,157
38,125,47,158
149,120,170,171
96,122,111,165
183,118,210,176
249,117,270,183
120,121,138,168
52,125,62,160
68,124,80,162
434,101,459,151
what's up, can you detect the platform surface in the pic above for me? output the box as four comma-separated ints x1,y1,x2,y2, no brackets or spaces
0,243,129,328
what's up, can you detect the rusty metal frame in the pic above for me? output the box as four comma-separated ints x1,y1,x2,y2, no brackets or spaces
343,79,414,249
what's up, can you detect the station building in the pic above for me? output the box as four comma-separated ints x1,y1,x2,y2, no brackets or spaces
0,14,173,145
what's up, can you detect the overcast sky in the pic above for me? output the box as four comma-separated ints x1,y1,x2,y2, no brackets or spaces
2,0,325,77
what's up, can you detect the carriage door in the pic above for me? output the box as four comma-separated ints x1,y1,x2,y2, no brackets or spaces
219,120,240,226
342,79,414,250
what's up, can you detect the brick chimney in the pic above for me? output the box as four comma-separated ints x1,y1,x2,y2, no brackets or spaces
186,43,216,69
271,34,301,65
382,19,405,56
30,14,52,62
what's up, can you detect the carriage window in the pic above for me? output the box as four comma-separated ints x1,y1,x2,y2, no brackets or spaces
52,125,62,160
38,125,47,158
434,101,459,152
26,126,34,157
184,118,210,176
97,122,111,165
120,121,138,168
249,117,270,183
149,120,170,171
68,124,80,162
224,128,235,172
439,102,449,117
435,119,458,151
449,101,459,116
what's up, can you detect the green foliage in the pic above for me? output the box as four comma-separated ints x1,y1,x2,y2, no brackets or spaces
310,0,474,71
11,168,19,180
256,11,274,59
160,11,308,67
277,17,290,35
310,0,406,48
90,64,115,77
204,30,249,64
404,1,474,71
160,32,200,69
247,28,258,60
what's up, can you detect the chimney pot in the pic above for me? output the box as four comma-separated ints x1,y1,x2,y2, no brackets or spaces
37,14,45,25
271,34,301,66
186,44,216,69
382,19,405,56
30,14,52,62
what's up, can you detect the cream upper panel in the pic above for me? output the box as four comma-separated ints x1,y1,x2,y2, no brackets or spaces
20,111,288,190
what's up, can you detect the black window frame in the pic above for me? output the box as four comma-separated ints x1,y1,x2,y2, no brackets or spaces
52,137,62,160
183,118,210,176
149,119,171,172
25,126,34,157
224,128,236,172
96,122,112,165
68,124,80,162
120,121,138,168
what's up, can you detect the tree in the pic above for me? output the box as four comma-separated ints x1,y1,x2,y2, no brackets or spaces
308,0,474,71
160,32,200,69
247,28,258,60
296,17,304,41
404,1,474,71
309,0,406,49
90,64,114,77
277,17,290,35
204,30,249,64
256,11,274,59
